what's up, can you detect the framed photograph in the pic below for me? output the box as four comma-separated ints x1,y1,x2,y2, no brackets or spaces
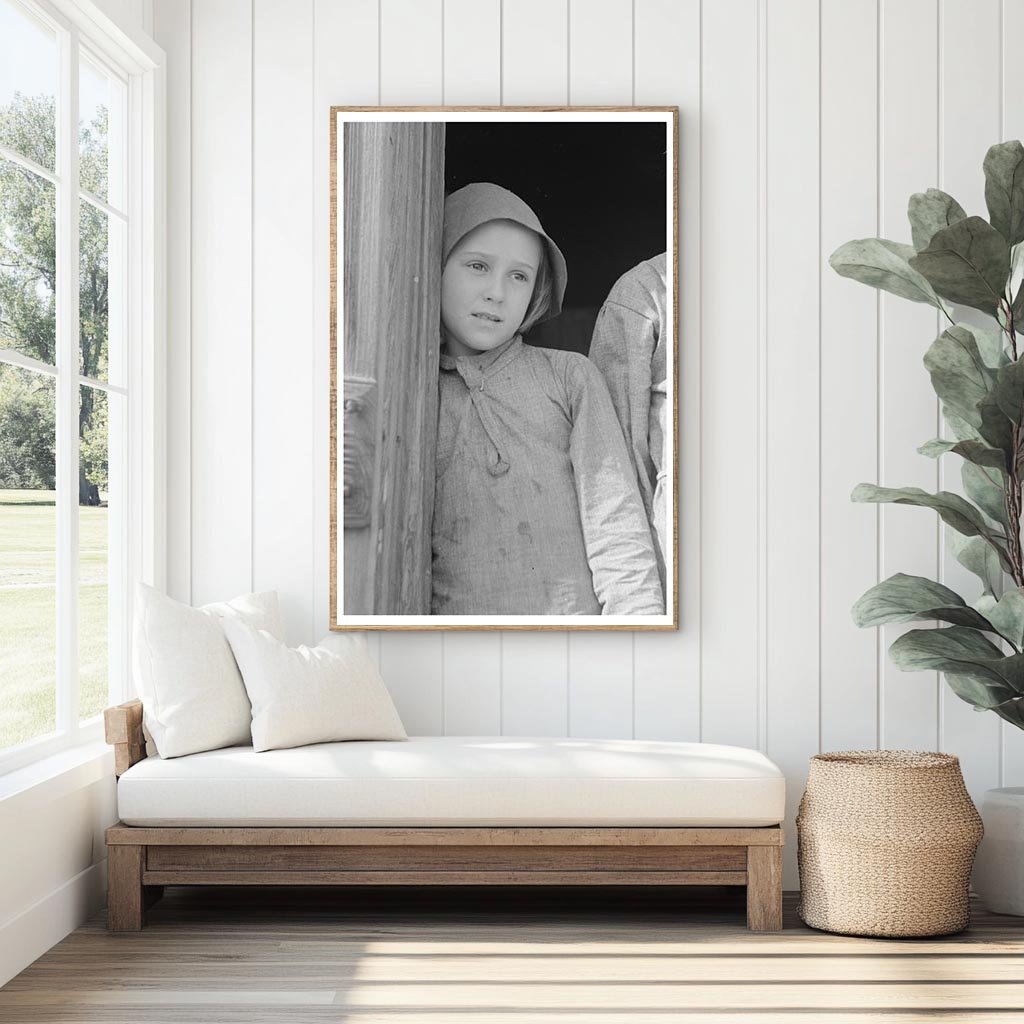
330,107,678,631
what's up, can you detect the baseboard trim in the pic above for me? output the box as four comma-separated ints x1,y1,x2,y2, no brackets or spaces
0,859,107,987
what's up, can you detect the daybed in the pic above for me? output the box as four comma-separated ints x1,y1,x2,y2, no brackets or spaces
104,699,786,932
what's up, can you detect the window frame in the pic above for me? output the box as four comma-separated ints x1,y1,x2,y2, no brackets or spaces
0,0,164,776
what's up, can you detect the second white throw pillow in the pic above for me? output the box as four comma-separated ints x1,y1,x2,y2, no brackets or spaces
222,621,407,752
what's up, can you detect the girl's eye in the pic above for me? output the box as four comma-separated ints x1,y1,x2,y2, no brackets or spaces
512,272,530,284
467,261,487,272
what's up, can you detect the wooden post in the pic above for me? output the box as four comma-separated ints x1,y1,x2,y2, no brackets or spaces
107,845,145,931
746,844,783,931
335,119,445,616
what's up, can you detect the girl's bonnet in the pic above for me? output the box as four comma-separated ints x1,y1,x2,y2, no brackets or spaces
442,182,568,324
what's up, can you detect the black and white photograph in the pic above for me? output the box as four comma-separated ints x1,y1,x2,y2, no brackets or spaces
331,108,678,630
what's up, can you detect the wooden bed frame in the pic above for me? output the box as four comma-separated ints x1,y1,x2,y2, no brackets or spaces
104,700,784,932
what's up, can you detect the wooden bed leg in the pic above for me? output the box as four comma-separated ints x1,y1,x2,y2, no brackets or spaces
107,845,145,931
746,845,783,932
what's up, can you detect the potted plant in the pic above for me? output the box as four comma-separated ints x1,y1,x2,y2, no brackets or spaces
831,140,1024,913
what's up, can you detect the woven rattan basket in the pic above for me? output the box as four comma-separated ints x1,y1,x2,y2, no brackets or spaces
797,750,983,937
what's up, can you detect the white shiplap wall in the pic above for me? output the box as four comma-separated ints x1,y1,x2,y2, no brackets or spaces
154,0,1024,886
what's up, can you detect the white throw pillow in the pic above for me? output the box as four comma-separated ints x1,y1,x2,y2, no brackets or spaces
133,584,283,758
222,621,407,752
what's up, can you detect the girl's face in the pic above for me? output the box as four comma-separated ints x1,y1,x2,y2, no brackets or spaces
441,220,542,358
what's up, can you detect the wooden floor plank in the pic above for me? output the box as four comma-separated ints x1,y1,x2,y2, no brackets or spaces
6,1014,1024,1024
4,982,1024,1010
3,888,1024,1021
12,954,1024,984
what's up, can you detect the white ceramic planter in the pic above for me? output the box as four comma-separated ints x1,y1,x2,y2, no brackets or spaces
973,787,1024,916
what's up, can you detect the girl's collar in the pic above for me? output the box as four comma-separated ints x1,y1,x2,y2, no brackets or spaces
440,334,522,373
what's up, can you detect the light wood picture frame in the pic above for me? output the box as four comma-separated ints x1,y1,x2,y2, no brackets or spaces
330,107,679,631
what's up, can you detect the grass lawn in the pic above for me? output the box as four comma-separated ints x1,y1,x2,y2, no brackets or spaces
0,489,109,751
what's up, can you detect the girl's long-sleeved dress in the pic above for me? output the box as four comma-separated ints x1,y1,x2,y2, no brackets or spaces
432,335,664,616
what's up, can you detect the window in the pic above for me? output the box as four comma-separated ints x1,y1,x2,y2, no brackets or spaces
0,0,162,772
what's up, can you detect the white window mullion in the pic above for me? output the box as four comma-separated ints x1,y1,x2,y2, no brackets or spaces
55,23,81,734
112,67,143,706
0,143,60,187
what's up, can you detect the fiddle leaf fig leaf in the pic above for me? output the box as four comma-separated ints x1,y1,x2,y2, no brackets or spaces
890,624,1003,666
950,532,1004,597
977,392,1016,459
851,483,1011,568
923,325,997,428
969,322,1012,369
1012,278,1024,325
942,407,983,442
1008,241,1024,305
830,238,943,307
888,627,1024,701
1010,242,1024,323
918,437,1007,471
909,189,968,251
852,573,994,630
976,589,1024,649
993,357,1024,423
909,216,1011,314
944,671,1024,713
918,439,953,459
983,687,1024,728
962,461,1009,528
984,140,1024,246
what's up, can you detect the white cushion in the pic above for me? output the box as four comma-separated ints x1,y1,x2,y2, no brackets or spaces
133,584,283,759
222,621,407,752
116,736,786,827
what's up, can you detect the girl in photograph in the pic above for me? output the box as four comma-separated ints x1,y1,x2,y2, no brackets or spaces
432,182,663,616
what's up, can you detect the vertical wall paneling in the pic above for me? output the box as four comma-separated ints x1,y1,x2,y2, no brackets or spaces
443,639,502,734
938,0,1002,795
502,633,570,736
698,0,760,749
1001,0,1024,785
764,0,821,883
378,633,444,735
380,0,443,106
253,0,315,646
497,0,572,735
153,0,190,604
819,0,879,752
189,0,253,605
375,0,445,733
312,0,379,648
568,0,632,104
564,0,635,740
442,0,501,106
166,0,1017,891
500,622,570,737
878,0,941,751
440,0,503,735
567,633,635,739
632,0,701,742
501,0,568,104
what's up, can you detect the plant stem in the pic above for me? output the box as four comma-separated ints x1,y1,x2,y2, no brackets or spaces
1006,306,1024,587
